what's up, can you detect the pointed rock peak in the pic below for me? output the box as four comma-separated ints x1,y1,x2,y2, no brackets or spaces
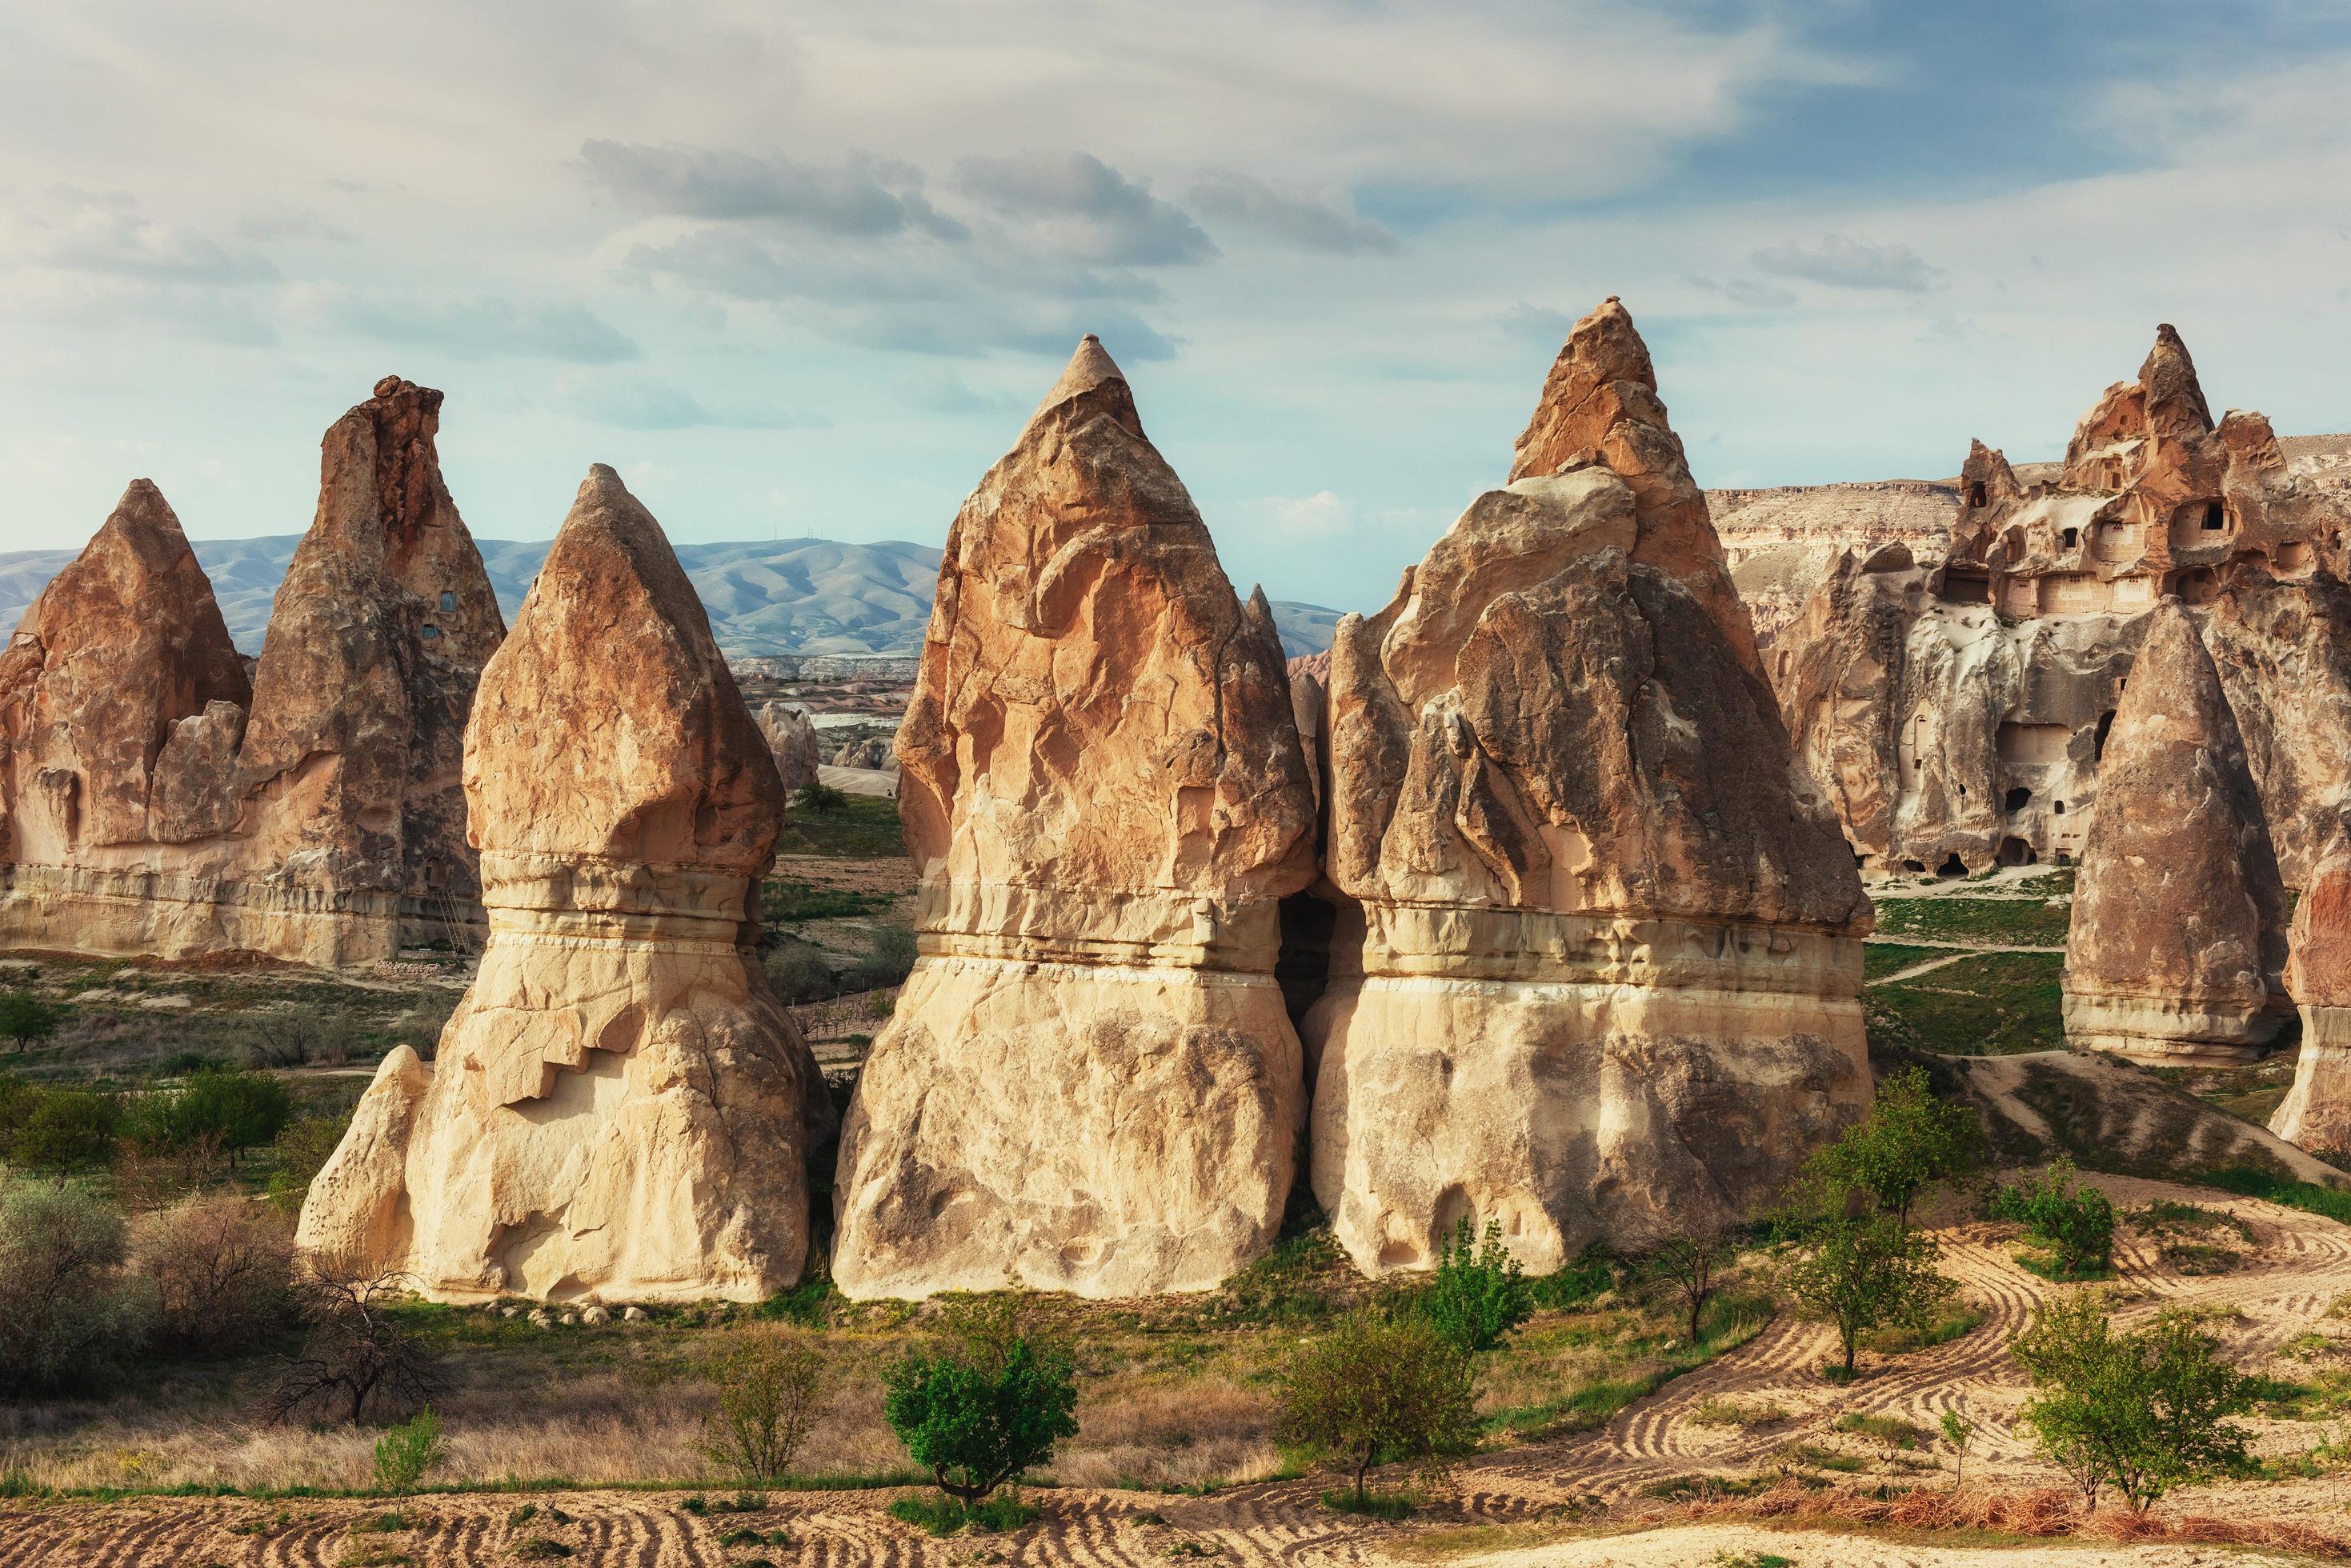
1961,439,2021,503
1246,584,1272,620
1025,334,1143,439
2116,601,2234,746
2139,322,2214,437
1508,297,1666,484
548,464,717,643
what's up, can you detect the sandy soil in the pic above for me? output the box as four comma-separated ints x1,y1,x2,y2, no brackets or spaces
11,1173,2351,1566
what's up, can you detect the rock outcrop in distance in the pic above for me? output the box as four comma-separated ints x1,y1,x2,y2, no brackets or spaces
830,337,1318,1301
298,466,830,1302
0,378,503,966
2062,602,2289,1062
1775,327,2351,883
1304,298,1874,1275
2272,840,2351,1151
754,701,821,795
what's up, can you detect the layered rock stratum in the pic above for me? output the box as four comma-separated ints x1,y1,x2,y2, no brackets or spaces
297,466,828,1302
2062,602,2289,1063
829,337,1317,1300
0,378,501,965
1304,298,1873,1275
1776,329,2351,882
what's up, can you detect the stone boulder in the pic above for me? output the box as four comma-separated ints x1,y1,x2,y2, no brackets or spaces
2271,839,2351,1152
2063,602,2289,1062
296,466,829,1302
1308,298,1873,1276
830,337,1317,1300
754,702,821,794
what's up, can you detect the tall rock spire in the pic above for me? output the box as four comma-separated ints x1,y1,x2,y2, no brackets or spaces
831,337,1317,1300
297,466,829,1302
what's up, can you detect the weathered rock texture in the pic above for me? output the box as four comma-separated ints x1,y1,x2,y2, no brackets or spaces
1306,298,1873,1276
1717,480,1958,649
0,378,503,964
297,466,827,1302
754,702,821,794
830,337,1317,1301
1776,328,2351,882
2271,840,2351,1150
2062,603,2289,1062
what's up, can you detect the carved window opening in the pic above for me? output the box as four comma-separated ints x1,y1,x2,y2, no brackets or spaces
2053,799,2066,814
439,590,457,612
1936,853,1968,878
2061,526,2080,549
2094,710,2117,762
2201,502,2226,532
1997,836,2036,866
1965,481,1988,508
1901,858,1928,874
421,625,440,641
2005,787,2031,812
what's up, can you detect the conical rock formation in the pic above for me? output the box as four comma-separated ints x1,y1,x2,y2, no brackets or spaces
2269,838,2351,1152
754,702,821,794
2063,602,2289,1062
0,377,503,966
297,466,829,1302
1308,299,1872,1275
830,337,1317,1300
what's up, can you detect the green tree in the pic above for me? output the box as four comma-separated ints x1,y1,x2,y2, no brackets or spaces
125,1069,295,1164
699,1330,828,1483
2011,1289,2255,1511
3,1086,123,1171
0,1173,157,1394
1989,1158,2115,1278
0,991,62,1054
1811,1067,1979,1222
1276,1308,1480,1508
882,1301,1079,1507
1772,1175,1955,1378
372,1407,447,1494
1640,1217,1737,1346
1416,1217,1533,1353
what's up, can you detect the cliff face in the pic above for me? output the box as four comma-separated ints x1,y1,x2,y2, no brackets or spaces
1306,299,1873,1276
297,466,828,1302
1776,329,2351,884
829,338,1319,1301
2272,838,2351,1153
0,378,503,966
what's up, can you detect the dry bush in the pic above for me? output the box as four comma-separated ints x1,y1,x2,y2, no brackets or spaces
128,1192,294,1356
111,1135,232,1214
697,1329,827,1482
264,1260,446,1425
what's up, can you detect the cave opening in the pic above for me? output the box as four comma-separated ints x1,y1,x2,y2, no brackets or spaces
1275,892,1337,1033
1936,853,1967,878
2005,787,2031,813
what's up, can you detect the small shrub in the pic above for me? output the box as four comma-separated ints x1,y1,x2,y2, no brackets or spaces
1526,1246,1616,1310
795,782,851,814
0,1172,157,1394
1276,1307,1480,1508
883,1300,1079,1506
699,1330,826,1483
1692,1397,1784,1428
511,1538,573,1561
2012,1287,2257,1511
128,1191,294,1355
763,944,839,1005
887,1490,1039,1535
1636,1218,1737,1344
1990,1158,2115,1278
1833,1412,1927,1449
0,991,62,1053
1940,1408,1977,1486
1415,1217,1532,1353
843,926,919,992
1320,1486,1420,1518
372,1407,447,1494
2,1085,123,1170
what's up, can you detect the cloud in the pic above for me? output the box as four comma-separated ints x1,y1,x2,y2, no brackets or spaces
1186,170,1397,255
904,370,1023,417
1496,302,1574,346
955,151,1216,266
579,140,968,239
1723,278,1798,309
233,208,355,245
22,194,279,285
1750,235,1945,293
294,286,642,362
560,376,822,430
1256,490,1356,536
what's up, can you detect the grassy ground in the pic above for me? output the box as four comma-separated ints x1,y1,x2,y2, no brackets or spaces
773,794,907,860
1864,951,2066,1056
1868,895,2070,947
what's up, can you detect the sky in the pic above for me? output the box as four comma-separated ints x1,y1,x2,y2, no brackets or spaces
3,0,2349,615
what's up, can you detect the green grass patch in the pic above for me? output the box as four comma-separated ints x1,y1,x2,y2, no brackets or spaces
2206,1166,2351,1219
1866,950,2065,1055
1871,894,2071,946
1861,943,1950,982
760,879,894,924
1832,1413,1927,1449
1485,1290,1772,1441
775,793,904,859
1320,1486,1423,1518
886,1492,1039,1536
1864,1302,1985,1355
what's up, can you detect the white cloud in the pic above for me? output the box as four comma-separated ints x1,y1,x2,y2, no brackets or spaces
1750,235,1944,294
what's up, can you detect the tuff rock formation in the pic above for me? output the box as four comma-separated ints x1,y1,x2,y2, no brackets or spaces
1305,298,1873,1276
2270,839,2351,1151
829,337,1318,1301
297,466,828,1302
1776,327,2351,881
2062,602,2289,1062
0,378,502,965
754,701,821,794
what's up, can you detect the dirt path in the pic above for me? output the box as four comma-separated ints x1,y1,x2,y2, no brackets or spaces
1868,943,2065,984
13,1174,2351,1566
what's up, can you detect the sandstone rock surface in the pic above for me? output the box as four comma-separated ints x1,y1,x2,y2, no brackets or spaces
1307,299,1873,1276
297,466,827,1302
2271,839,2351,1151
1776,327,2351,882
830,337,1317,1300
754,702,821,794
2062,602,2289,1062
0,378,502,965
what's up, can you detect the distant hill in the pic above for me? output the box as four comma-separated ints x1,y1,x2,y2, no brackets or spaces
0,535,1344,660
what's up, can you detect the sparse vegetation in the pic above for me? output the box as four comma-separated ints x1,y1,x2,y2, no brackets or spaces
0,1171,156,1394
1277,1307,1480,1507
127,1190,294,1355
371,1407,447,1494
1414,1217,1533,1353
699,1329,828,1483
265,1260,448,1425
1990,1157,2116,1278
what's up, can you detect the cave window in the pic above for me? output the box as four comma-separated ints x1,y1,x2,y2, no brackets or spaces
1901,859,1928,874
421,625,440,641
1936,853,1968,878
1997,837,2035,866
2053,799,2066,814
2055,850,2073,866
2061,526,2080,549
439,590,457,612
2005,787,2031,812
1966,482,1987,508
1957,784,1968,798
2201,502,2226,531
2094,710,2116,762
